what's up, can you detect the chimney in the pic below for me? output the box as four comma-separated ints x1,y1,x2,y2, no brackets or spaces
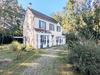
29,3,32,9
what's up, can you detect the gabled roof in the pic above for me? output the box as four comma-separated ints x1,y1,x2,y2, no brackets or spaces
28,7,58,24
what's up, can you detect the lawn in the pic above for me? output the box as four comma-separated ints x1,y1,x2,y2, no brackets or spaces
0,44,45,75
0,44,83,75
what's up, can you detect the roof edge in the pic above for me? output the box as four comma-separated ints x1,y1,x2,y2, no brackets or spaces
27,7,59,24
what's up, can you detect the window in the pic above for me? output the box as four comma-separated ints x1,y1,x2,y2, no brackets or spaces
43,36,46,44
49,24,55,31
57,26,61,32
39,20,46,29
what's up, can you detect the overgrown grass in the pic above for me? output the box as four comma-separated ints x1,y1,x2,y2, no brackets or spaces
68,40,100,75
0,44,46,75
55,48,83,75
0,44,84,75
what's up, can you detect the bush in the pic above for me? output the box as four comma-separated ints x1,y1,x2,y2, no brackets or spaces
21,45,26,51
10,41,20,52
68,40,100,75
66,33,78,42
29,45,32,47
66,33,79,49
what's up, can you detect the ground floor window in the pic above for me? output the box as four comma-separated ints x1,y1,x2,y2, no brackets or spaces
56,37,62,45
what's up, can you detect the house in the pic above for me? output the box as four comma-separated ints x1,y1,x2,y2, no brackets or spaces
23,3,66,49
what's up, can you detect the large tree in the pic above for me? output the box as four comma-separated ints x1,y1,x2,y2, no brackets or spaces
51,0,100,40
0,0,25,44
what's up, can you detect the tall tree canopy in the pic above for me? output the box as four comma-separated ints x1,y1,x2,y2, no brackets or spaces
51,0,100,40
0,0,25,44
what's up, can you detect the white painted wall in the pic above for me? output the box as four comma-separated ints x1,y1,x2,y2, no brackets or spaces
23,8,66,49
62,36,66,45
23,8,35,48
34,17,62,35
35,32,52,49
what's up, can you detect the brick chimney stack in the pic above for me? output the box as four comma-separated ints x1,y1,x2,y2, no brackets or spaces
29,3,32,9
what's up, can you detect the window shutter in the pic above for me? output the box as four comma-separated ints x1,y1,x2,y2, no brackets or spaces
39,20,41,28
57,26,58,31
49,24,51,30
45,22,46,29
53,25,55,31
57,26,59,31
50,24,51,30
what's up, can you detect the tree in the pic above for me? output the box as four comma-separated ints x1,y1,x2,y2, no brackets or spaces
51,11,63,24
75,0,100,40
0,0,25,44
51,0,76,33
51,0,100,41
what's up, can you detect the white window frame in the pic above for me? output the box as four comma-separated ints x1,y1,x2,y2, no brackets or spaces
40,21,45,29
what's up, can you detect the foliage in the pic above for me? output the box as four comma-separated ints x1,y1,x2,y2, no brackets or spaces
21,45,26,51
50,11,63,24
66,33,79,49
75,6,100,40
68,40,100,75
51,0,76,33
66,33,78,42
29,45,32,48
51,0,100,41
0,0,25,44
10,41,20,52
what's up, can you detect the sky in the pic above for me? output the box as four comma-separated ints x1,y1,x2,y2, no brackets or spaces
18,0,67,16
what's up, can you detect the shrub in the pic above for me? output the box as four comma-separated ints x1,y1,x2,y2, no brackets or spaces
29,45,32,47
66,33,79,49
66,33,78,42
21,45,26,51
17,52,22,59
68,40,100,75
10,41,20,52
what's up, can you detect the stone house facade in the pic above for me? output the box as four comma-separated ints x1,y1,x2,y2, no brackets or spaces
23,4,66,49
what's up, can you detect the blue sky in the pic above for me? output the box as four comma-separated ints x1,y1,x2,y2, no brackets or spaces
18,0,67,16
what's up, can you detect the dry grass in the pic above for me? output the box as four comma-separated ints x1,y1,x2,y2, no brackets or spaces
0,44,83,75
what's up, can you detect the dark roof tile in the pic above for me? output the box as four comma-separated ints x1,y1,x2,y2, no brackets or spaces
28,7,58,24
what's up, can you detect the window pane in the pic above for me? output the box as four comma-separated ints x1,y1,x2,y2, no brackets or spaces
40,21,46,29
41,22,43,28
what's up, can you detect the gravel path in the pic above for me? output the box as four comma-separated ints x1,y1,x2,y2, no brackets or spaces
21,47,60,75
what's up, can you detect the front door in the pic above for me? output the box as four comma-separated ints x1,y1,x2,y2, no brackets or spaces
52,35,54,46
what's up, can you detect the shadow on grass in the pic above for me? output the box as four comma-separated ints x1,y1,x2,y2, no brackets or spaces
54,48,83,75
0,49,48,75
0,45,82,75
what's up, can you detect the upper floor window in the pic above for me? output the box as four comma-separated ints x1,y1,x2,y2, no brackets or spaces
57,26,61,32
49,24,55,31
39,20,46,29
